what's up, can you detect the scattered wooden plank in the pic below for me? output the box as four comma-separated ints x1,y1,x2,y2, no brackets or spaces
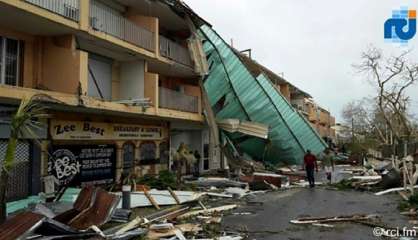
177,204,237,220
398,191,410,201
168,187,181,205
290,214,378,225
146,224,202,239
143,188,160,210
375,186,418,196
115,217,143,235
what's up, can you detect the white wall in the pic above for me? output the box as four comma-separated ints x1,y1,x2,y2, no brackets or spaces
119,60,145,100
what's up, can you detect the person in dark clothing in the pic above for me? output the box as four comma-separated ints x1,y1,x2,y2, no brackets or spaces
304,149,318,188
193,150,201,177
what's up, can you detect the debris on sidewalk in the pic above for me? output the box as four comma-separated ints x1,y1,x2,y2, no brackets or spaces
189,177,248,189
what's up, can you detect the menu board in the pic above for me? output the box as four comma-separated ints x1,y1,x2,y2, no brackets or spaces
48,144,116,186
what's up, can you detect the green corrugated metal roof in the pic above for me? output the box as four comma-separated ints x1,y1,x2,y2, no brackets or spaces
200,25,327,165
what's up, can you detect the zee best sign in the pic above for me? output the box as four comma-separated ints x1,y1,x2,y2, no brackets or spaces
50,120,165,140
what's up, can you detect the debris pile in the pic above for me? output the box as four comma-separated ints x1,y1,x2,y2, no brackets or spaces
0,174,270,240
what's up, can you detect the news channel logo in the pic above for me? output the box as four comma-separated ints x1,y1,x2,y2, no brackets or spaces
384,7,416,44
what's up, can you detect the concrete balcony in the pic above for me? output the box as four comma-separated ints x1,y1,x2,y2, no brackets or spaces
159,35,193,67
24,0,80,22
159,87,199,113
90,0,154,52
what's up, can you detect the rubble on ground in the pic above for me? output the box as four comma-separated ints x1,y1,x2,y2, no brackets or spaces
1,151,416,239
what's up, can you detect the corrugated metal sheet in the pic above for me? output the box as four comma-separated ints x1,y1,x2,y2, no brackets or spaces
0,212,44,240
199,25,327,165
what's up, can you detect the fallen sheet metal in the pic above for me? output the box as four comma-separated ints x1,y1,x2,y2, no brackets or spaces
0,212,44,240
199,24,327,165
68,188,120,230
54,185,96,224
116,190,204,208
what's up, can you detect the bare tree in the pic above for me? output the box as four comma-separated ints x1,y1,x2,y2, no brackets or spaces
355,46,418,145
354,46,418,195
342,98,387,144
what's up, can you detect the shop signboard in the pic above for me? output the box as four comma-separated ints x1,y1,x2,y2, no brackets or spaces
50,120,164,140
48,144,116,186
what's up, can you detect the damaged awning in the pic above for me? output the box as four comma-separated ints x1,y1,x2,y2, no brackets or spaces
217,119,269,139
199,25,327,165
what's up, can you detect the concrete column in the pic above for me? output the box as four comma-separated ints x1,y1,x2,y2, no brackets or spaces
79,51,88,95
134,141,141,176
79,0,90,31
155,18,159,57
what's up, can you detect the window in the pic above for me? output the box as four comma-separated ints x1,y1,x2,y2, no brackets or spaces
122,142,135,173
140,142,157,165
0,37,21,86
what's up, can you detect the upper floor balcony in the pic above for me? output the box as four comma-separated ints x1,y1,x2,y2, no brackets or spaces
159,87,199,113
159,35,193,67
90,0,154,52
24,0,80,22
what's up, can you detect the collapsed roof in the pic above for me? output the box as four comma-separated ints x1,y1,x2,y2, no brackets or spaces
198,25,327,165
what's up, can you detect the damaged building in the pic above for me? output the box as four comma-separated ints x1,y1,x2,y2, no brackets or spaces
0,0,336,209
0,0,213,203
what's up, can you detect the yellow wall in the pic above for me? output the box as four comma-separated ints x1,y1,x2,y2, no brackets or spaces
144,72,158,107
39,36,85,94
125,11,158,33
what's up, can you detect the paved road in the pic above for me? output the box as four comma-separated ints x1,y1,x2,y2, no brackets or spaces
222,187,412,240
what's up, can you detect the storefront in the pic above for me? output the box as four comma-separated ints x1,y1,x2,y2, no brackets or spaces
48,118,169,187
0,104,45,201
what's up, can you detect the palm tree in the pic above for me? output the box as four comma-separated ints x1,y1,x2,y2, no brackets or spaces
0,95,48,223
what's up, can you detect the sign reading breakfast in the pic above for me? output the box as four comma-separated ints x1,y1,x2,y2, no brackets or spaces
50,120,164,140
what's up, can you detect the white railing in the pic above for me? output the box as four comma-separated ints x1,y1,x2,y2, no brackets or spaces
160,35,193,67
159,87,198,113
90,0,154,51
24,0,80,21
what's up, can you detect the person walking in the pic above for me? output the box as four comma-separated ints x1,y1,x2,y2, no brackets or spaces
323,148,335,183
304,149,318,188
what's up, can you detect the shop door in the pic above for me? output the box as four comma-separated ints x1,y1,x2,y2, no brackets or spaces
0,140,30,201
123,143,135,174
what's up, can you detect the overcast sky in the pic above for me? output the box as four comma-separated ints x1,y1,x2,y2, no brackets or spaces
184,0,418,122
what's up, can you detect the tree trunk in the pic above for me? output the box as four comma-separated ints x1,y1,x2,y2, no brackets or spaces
0,170,9,224
0,137,17,223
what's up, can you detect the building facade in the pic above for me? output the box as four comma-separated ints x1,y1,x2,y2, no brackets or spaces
0,0,211,201
291,97,336,144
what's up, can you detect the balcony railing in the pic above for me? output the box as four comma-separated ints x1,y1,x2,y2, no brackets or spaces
90,0,154,51
159,87,198,113
160,35,193,67
24,0,80,21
